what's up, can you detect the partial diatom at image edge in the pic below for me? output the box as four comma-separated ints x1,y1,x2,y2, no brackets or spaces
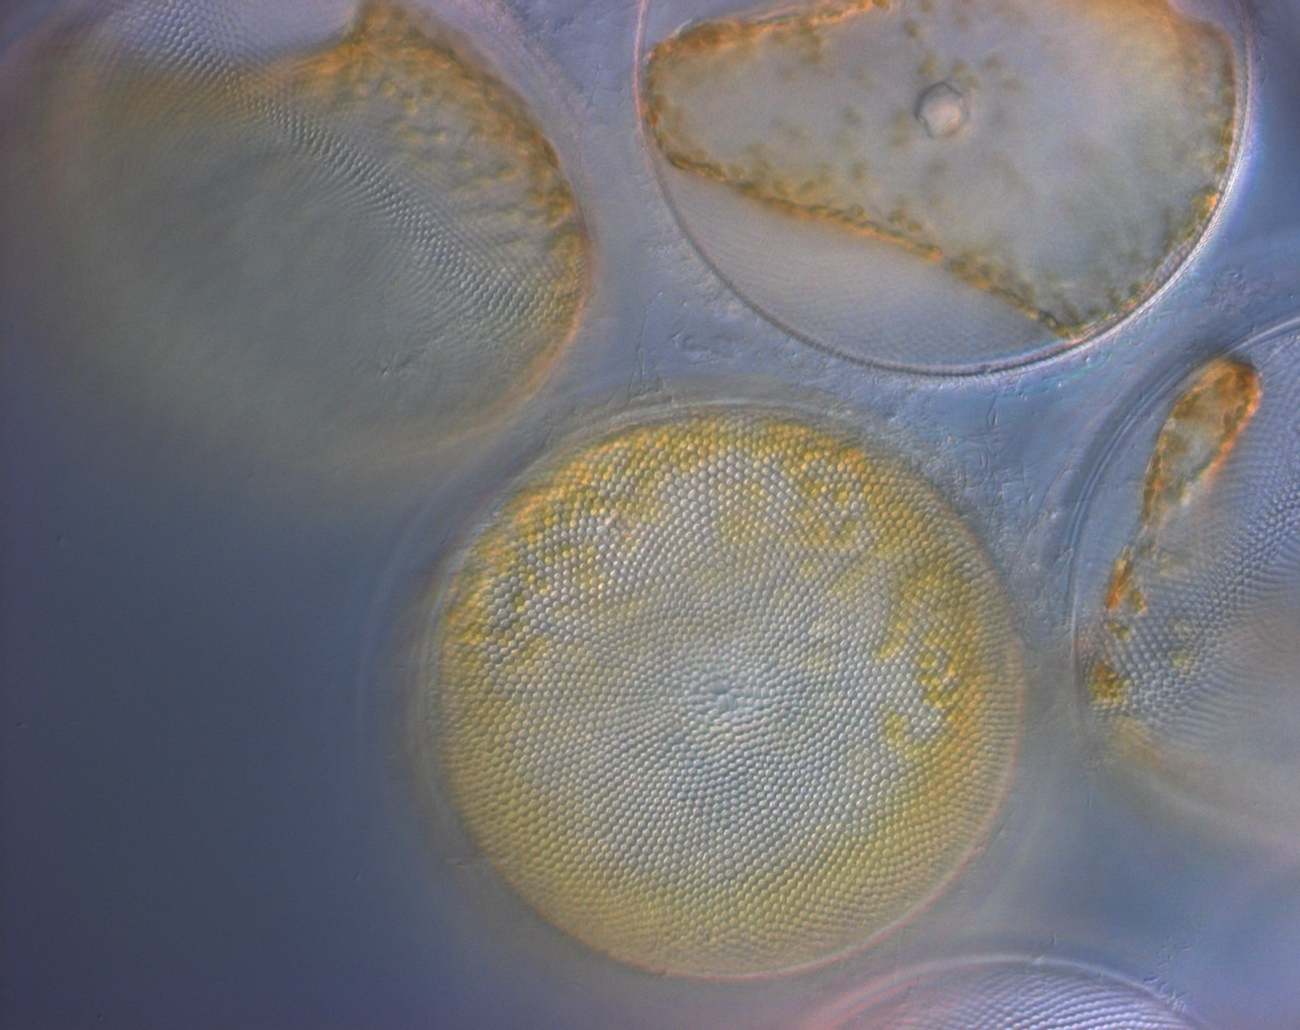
805,957,1204,1028
1084,356,1262,744
13,0,588,471
1078,346,1300,841
419,407,1024,978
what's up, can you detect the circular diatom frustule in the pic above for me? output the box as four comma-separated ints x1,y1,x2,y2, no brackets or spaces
423,409,1023,977
805,958,1202,1029
10,0,586,472
640,0,1239,370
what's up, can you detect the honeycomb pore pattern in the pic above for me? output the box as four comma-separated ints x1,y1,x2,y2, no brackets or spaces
11,0,586,469
425,409,1023,976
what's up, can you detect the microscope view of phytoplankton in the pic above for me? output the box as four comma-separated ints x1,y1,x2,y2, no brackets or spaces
1079,357,1300,826
808,959,1200,1030
12,0,586,464
426,410,1024,977
644,0,1236,336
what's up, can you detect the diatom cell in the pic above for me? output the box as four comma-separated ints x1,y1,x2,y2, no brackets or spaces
1079,344,1300,842
423,409,1023,977
9,0,586,472
643,0,1236,363
805,958,1202,1029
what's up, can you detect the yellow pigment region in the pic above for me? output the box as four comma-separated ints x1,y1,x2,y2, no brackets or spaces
1085,358,1262,757
1087,662,1128,707
429,410,1023,977
1139,358,1261,528
28,0,585,462
1094,358,1260,646
644,0,1235,336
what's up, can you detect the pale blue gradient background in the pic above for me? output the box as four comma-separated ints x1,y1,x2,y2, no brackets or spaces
6,1,1300,1027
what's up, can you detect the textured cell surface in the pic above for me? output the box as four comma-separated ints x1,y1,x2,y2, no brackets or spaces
808,959,1200,1029
1094,359,1261,633
1081,351,1300,836
12,0,586,466
644,0,1235,337
424,409,1023,977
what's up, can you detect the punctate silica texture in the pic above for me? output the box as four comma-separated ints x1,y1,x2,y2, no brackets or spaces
1079,351,1300,842
9,0,586,470
1089,358,1261,654
807,959,1202,1029
644,0,1235,337
1086,357,1262,723
424,409,1023,977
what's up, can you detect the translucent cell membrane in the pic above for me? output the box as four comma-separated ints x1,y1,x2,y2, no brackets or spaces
806,958,1201,1029
8,0,586,472
421,409,1023,977
641,0,1236,368
1078,342,1300,842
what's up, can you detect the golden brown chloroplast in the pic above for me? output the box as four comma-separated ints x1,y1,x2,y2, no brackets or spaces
1079,356,1300,840
644,0,1235,338
424,409,1023,976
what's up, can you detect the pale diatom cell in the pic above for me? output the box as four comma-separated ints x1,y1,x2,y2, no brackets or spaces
644,0,1235,344
11,0,586,472
1079,344,1300,842
806,959,1201,1029
424,409,1023,977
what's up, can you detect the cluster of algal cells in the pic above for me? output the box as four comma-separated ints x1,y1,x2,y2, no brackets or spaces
643,0,1235,362
805,959,1201,1029
17,0,586,472
1081,351,1300,841
425,409,1023,977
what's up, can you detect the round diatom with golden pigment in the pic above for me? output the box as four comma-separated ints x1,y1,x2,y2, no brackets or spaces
644,0,1235,338
807,959,1200,1029
11,0,585,467
1080,349,1300,840
426,410,1023,977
